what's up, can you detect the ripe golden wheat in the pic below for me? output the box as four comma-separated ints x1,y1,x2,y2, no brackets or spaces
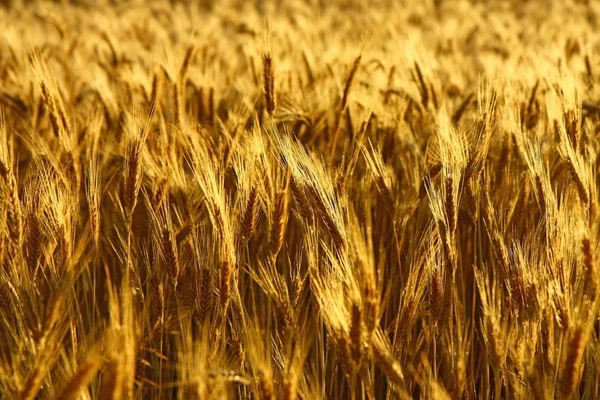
0,0,599,399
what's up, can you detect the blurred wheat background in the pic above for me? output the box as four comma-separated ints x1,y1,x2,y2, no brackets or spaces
0,0,599,399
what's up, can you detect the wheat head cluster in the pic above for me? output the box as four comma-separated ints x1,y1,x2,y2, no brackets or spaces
0,0,599,399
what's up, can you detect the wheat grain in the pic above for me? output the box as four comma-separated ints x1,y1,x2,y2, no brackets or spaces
262,51,276,117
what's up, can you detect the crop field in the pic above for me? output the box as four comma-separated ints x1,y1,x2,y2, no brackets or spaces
0,0,599,399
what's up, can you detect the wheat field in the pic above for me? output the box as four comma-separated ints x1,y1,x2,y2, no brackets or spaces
0,0,599,399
